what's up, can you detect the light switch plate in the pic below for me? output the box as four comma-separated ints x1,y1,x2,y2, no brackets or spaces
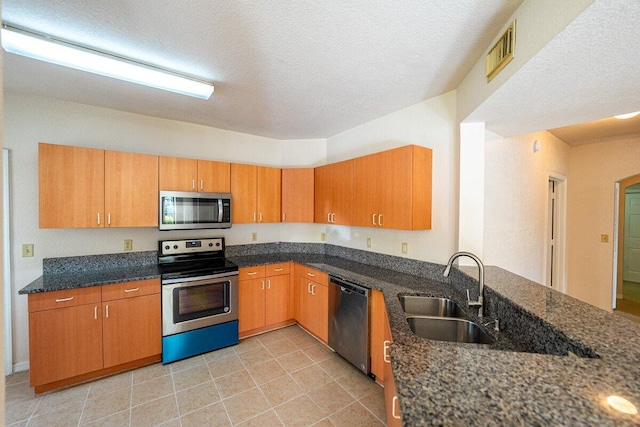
402,243,408,254
320,232,326,241
22,244,34,257
252,232,257,242
124,239,133,251
601,234,609,243
366,237,372,248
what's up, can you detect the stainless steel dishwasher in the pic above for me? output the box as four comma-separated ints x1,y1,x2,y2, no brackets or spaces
328,276,371,374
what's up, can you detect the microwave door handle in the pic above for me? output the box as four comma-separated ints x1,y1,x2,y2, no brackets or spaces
218,199,223,222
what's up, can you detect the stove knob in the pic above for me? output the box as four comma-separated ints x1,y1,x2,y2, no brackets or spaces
164,245,170,250
216,242,221,247
173,245,178,249
209,243,214,247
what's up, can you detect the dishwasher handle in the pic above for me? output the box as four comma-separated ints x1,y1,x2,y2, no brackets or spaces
329,276,370,297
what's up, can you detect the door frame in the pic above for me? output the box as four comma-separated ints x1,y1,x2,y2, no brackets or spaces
615,174,640,307
546,174,567,294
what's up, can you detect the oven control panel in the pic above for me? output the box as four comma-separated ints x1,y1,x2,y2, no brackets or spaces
160,238,224,256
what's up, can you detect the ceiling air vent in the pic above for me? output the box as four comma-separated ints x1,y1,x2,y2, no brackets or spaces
485,20,516,82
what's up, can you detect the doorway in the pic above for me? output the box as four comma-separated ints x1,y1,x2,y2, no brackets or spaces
546,176,566,292
615,174,640,319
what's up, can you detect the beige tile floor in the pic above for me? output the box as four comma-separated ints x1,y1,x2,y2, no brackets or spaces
5,325,387,426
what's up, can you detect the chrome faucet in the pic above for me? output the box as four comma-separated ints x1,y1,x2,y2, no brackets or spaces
443,252,485,317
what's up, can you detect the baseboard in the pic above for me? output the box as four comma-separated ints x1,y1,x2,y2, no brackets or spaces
13,361,29,373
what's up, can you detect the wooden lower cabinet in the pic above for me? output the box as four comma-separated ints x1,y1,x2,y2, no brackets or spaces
238,263,293,337
27,279,161,393
381,300,403,426
296,273,328,343
370,290,387,382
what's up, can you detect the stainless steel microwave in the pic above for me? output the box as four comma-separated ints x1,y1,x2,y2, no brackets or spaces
159,191,232,230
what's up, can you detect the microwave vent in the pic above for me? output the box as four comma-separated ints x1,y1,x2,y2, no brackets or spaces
485,20,516,82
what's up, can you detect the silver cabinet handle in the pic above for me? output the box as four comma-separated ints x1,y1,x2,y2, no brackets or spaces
372,214,377,225
200,179,204,191
307,283,312,293
97,213,101,225
55,296,74,303
247,271,258,276
274,268,283,272
378,214,383,226
192,179,196,191
383,340,391,363
259,212,263,222
331,213,336,223
94,306,98,320
392,396,401,419
261,280,265,290
311,284,316,295
105,304,109,318
267,279,271,290
253,212,257,222
327,213,331,223
107,213,111,225
282,213,286,222
307,272,315,277
124,288,139,293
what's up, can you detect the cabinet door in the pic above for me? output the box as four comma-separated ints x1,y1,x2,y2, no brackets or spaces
296,277,312,331
265,274,291,325
257,166,282,223
370,290,387,382
238,278,266,333
282,168,314,223
159,156,198,191
39,143,105,228
310,283,329,343
105,151,159,227
103,294,161,368
29,304,103,387
197,160,231,193
231,163,258,223
314,160,353,225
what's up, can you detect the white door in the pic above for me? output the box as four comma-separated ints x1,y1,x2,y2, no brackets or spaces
3,149,12,375
623,192,640,282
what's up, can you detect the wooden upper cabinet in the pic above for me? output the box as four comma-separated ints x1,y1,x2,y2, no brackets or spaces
104,151,158,227
198,160,231,192
281,168,314,223
159,156,198,191
39,143,105,228
231,163,281,223
159,156,231,192
314,160,353,225
353,145,432,230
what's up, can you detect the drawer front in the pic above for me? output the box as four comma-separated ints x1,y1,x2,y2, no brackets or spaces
102,278,161,301
28,286,102,312
295,264,328,286
266,262,290,276
239,265,266,281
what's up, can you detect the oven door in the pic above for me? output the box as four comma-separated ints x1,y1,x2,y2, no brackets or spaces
162,273,238,336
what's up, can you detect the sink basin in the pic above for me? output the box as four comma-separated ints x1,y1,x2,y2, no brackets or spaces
399,295,466,318
407,316,495,344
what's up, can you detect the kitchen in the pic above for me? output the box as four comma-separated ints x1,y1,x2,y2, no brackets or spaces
3,0,640,426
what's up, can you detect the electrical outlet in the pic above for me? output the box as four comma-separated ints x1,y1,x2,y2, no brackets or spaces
366,237,372,248
124,239,133,251
402,242,408,254
252,232,257,242
601,234,609,243
22,244,34,257
320,232,326,241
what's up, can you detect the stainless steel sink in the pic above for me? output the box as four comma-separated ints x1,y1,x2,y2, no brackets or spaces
407,316,495,344
399,295,466,318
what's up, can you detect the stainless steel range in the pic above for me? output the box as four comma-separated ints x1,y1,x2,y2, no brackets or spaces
159,237,239,364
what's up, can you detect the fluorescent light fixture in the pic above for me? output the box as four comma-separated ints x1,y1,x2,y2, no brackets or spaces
1,24,214,99
614,111,640,120
606,395,638,415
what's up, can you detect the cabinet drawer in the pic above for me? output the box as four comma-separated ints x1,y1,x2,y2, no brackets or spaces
266,262,290,276
102,278,160,302
239,266,266,281
295,264,328,285
28,287,102,312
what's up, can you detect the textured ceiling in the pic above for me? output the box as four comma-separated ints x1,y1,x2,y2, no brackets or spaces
548,114,640,146
465,0,640,142
2,0,523,139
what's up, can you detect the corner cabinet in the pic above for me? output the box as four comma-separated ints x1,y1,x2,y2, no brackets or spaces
314,160,354,225
231,164,282,223
281,168,314,223
159,156,231,192
39,143,159,228
353,145,432,230
28,279,161,393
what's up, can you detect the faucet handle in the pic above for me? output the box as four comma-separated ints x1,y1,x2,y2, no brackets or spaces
466,289,482,308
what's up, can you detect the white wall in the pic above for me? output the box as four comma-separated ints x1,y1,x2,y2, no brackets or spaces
567,135,640,311
4,93,327,367
483,130,570,284
325,91,459,263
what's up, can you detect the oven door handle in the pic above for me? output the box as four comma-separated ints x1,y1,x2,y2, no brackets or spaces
162,271,239,286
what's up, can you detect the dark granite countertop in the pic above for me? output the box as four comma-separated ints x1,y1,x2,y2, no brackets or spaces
19,248,640,425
